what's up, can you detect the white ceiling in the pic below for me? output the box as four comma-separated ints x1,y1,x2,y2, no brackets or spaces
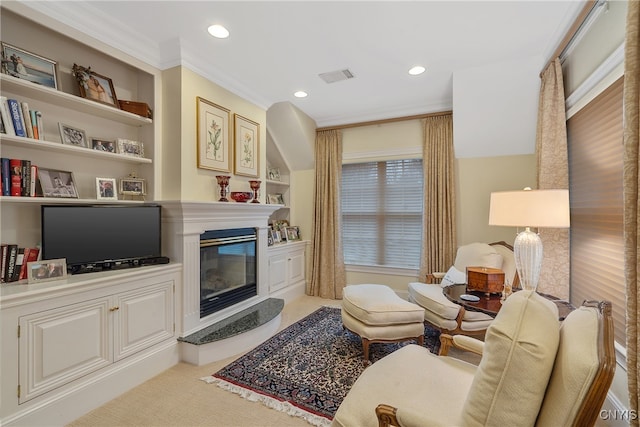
26,1,584,128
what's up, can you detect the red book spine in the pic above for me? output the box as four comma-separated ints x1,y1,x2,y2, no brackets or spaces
19,247,39,280
9,159,22,196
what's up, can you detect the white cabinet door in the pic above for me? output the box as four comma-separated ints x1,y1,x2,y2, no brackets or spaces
287,248,305,285
114,281,174,361
269,252,288,292
19,298,112,403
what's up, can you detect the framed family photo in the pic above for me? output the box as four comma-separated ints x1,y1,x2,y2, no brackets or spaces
59,123,88,147
197,96,231,173
72,63,119,108
120,177,146,195
96,177,117,200
91,138,116,153
234,114,260,177
38,168,78,198
116,138,144,157
27,258,68,284
1,42,58,89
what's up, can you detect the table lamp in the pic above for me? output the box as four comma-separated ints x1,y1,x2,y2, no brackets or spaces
489,188,570,291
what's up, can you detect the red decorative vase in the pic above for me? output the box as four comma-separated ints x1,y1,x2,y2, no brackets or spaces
249,180,261,203
216,175,230,202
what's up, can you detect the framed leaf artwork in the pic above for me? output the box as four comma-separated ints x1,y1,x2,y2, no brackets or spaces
197,96,231,172
233,114,260,177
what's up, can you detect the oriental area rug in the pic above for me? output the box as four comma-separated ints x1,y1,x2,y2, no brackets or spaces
201,306,440,426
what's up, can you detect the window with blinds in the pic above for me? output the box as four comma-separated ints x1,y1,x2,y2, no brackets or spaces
341,159,423,269
567,76,625,346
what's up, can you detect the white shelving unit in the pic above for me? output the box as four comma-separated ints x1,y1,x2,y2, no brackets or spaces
265,132,291,224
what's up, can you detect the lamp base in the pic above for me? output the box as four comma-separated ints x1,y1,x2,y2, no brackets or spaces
514,227,542,291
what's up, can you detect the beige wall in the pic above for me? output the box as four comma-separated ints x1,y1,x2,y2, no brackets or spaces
159,66,267,201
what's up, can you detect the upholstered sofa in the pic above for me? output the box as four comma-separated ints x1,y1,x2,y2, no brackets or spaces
332,290,615,427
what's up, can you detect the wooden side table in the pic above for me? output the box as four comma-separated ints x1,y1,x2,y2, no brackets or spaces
442,283,574,320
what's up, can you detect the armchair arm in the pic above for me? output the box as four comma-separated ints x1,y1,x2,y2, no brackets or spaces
425,271,445,284
376,404,453,427
438,333,485,356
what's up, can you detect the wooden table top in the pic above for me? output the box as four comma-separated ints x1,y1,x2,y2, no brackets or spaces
442,283,574,320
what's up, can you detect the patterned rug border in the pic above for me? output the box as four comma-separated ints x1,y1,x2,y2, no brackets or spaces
200,306,439,426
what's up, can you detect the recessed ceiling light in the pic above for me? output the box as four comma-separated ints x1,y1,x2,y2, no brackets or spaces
294,91,308,98
208,24,229,39
408,66,426,76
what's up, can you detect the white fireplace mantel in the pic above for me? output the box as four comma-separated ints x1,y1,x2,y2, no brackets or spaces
159,200,282,336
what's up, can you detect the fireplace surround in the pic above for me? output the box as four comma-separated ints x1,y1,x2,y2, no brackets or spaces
160,201,281,337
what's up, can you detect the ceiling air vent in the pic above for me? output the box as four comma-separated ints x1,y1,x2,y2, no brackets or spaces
318,69,355,84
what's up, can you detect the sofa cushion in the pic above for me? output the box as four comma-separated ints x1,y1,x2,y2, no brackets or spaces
342,284,424,326
408,282,460,320
453,242,503,273
461,290,560,426
536,305,602,426
332,345,475,427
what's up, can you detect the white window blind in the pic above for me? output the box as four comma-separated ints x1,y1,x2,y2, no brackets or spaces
342,159,423,269
567,76,625,346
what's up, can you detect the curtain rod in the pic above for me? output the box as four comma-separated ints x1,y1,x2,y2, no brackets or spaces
316,110,452,132
540,0,598,76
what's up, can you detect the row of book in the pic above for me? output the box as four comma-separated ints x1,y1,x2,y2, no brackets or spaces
1,244,40,283
0,95,44,140
1,158,38,197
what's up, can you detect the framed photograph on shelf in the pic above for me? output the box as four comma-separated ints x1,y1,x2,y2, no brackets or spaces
116,138,144,157
270,228,281,244
267,193,285,205
96,177,117,200
37,168,78,198
267,167,281,181
234,113,260,177
27,258,67,284
1,42,58,89
71,63,119,108
58,123,88,147
119,177,146,195
196,96,231,173
91,138,116,153
285,226,301,241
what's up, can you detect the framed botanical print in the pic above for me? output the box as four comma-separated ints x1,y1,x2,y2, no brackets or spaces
234,114,260,177
197,96,231,173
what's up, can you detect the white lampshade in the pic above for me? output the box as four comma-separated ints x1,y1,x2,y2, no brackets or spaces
489,189,570,228
489,188,570,291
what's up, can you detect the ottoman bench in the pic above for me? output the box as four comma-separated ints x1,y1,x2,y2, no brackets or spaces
341,284,425,363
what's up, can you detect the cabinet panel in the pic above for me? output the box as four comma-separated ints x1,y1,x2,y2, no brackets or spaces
268,252,287,292
114,281,174,361
19,299,111,403
288,249,305,284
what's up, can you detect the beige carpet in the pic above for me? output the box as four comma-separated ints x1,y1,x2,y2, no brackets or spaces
67,295,480,427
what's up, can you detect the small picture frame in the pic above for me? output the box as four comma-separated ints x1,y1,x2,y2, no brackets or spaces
285,226,301,241
267,193,285,205
59,123,88,147
267,232,274,247
119,177,146,195
116,138,144,157
96,177,117,200
72,64,119,108
1,42,58,89
27,258,68,284
38,168,78,198
91,138,116,153
234,114,260,177
270,228,281,244
267,167,281,181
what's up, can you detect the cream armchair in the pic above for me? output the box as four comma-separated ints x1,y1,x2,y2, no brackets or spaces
332,291,615,427
408,241,518,336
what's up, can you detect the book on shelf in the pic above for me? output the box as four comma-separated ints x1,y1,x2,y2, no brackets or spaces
30,164,38,197
9,158,21,196
1,158,10,196
30,110,40,139
6,98,26,137
21,160,31,197
21,102,33,139
35,111,43,140
3,244,18,283
0,245,39,283
0,96,15,136
17,247,39,281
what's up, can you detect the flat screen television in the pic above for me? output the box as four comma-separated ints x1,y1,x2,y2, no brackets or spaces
41,204,164,273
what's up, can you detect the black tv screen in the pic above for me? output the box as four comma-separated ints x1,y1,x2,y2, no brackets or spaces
41,204,162,271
